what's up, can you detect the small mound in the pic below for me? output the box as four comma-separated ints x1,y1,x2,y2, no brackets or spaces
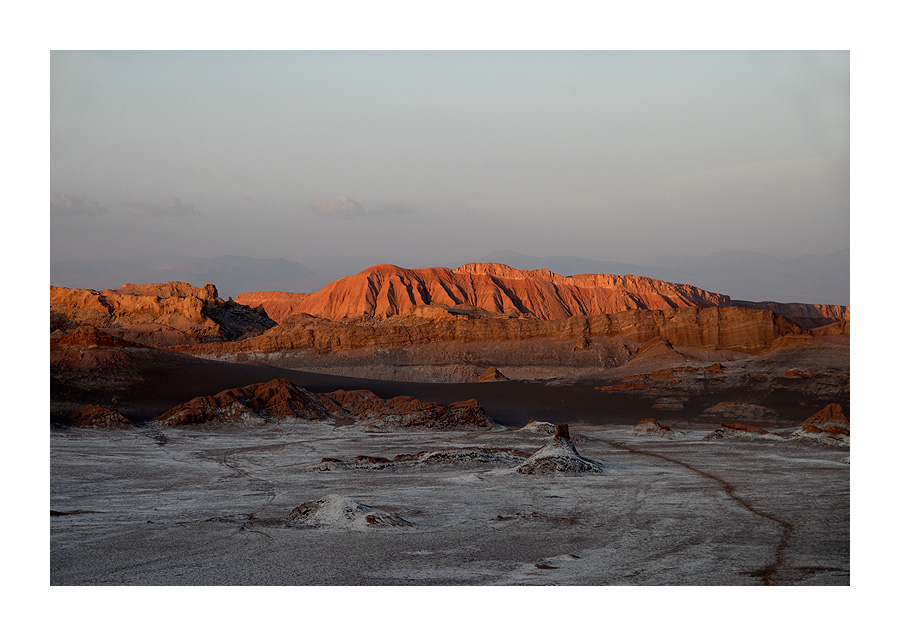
802,403,849,431
415,447,530,465
287,495,412,530
703,422,783,441
63,405,132,429
788,404,850,446
519,419,557,435
515,425,603,475
631,418,682,438
477,366,509,382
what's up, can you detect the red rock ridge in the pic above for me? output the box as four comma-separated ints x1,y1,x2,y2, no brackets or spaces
287,263,732,321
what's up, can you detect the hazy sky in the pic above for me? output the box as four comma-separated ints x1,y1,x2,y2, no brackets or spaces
50,50,849,275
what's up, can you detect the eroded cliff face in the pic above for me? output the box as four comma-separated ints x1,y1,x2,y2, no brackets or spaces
234,291,311,322
249,263,733,321
178,305,806,358
731,300,850,329
50,282,275,346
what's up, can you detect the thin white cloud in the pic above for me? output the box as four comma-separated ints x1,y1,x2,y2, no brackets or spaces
310,197,417,221
309,196,367,220
50,192,108,216
123,196,197,218
373,203,416,217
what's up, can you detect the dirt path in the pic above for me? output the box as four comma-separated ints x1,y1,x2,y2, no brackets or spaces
601,438,794,585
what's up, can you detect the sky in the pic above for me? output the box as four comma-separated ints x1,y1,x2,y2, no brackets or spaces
50,50,849,278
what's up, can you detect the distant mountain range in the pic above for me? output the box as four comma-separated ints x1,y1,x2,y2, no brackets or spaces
50,255,323,298
482,249,850,306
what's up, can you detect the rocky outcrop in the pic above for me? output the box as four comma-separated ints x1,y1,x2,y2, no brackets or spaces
285,263,733,321
287,495,413,530
50,282,275,346
62,405,132,428
157,378,328,426
155,379,498,430
631,418,682,438
320,390,499,431
788,403,850,446
477,366,509,382
515,424,604,474
703,422,783,441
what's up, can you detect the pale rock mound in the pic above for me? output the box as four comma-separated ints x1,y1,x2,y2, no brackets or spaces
516,419,585,442
515,424,604,474
788,403,850,446
703,422,783,441
477,366,509,382
631,418,682,438
519,419,558,436
63,405,132,428
287,495,412,530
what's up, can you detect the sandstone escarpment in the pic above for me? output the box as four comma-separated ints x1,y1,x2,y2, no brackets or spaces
284,263,732,321
732,300,849,329
178,305,806,359
51,282,275,346
234,263,848,330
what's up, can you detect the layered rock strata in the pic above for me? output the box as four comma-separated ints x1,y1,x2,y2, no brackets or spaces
178,305,807,358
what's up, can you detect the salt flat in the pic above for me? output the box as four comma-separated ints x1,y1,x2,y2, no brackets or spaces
50,422,849,585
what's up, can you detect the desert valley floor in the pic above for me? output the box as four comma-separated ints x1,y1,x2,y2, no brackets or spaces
51,376,849,586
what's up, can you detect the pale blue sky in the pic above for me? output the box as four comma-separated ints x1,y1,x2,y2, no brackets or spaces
50,51,849,275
